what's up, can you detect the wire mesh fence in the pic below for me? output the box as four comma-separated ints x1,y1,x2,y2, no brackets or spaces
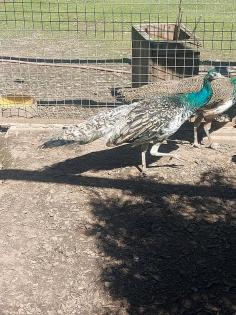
0,0,235,120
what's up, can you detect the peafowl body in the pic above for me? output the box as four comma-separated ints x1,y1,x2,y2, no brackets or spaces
121,74,236,148
42,69,221,172
193,76,236,147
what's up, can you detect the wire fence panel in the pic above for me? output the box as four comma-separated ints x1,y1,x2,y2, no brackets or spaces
0,1,235,120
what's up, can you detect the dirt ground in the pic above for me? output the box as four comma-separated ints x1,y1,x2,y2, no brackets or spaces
0,122,235,315
0,61,131,119
0,35,131,120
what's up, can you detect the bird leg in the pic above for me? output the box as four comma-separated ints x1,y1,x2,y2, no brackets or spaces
193,125,201,148
193,115,204,148
141,143,149,173
203,121,217,149
232,116,236,126
150,143,183,161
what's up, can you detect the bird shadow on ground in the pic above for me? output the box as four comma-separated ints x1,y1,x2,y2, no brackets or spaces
42,141,180,175
169,123,194,144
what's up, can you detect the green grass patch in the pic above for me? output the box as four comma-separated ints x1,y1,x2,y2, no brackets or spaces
0,1,235,60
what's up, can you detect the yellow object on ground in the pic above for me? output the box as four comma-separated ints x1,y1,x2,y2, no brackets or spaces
0,95,35,107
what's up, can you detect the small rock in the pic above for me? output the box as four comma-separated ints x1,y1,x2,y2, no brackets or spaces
104,281,112,288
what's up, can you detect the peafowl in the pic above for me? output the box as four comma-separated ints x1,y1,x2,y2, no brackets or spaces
121,74,236,148
193,76,236,148
41,69,221,173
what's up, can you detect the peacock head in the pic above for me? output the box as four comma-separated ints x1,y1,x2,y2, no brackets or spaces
205,68,222,81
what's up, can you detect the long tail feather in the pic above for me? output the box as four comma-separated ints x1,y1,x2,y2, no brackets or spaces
40,104,136,149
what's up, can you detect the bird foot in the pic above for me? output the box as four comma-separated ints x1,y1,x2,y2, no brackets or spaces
192,142,202,148
205,142,220,150
140,171,147,177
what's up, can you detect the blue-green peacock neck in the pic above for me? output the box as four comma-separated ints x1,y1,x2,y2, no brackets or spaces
180,76,214,111
230,77,236,95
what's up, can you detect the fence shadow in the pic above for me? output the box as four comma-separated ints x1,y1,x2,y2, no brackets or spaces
86,169,236,314
0,154,235,314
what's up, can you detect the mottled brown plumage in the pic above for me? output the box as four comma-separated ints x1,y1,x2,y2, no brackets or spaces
122,76,233,105
41,70,221,172
121,76,236,147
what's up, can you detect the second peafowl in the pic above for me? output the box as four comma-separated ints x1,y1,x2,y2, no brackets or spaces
41,69,221,173
121,72,236,148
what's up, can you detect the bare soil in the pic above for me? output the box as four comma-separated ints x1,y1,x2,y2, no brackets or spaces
0,123,235,315
0,35,131,120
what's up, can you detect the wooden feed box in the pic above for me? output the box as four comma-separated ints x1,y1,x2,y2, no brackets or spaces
132,23,201,87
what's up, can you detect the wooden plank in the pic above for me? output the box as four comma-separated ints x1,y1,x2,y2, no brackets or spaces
132,24,200,85
132,26,151,88
0,59,130,75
